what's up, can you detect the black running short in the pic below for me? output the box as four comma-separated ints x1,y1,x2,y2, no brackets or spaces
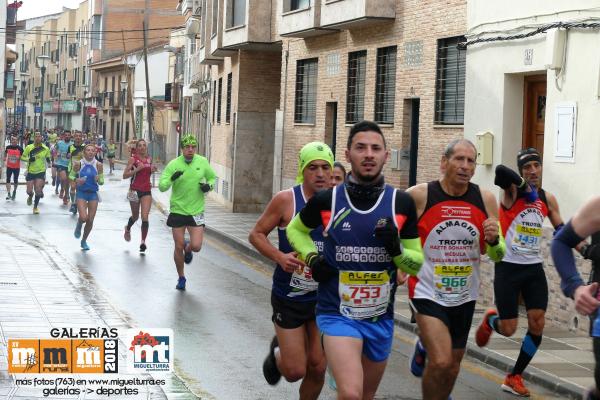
494,261,548,320
136,190,152,199
166,212,205,228
6,168,19,184
271,293,316,329
26,172,45,182
409,298,476,349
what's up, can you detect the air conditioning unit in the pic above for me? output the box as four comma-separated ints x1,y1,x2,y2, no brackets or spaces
191,93,202,111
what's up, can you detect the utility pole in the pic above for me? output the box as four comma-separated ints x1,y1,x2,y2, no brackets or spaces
142,22,152,144
143,16,155,186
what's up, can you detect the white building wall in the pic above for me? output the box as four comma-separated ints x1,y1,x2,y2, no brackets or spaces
465,1,600,220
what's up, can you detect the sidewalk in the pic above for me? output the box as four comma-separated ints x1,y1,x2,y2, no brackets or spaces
0,226,199,399
152,188,593,400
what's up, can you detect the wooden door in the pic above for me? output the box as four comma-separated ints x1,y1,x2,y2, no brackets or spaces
522,75,547,155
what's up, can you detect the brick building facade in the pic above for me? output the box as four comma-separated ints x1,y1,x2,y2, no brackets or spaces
278,0,467,190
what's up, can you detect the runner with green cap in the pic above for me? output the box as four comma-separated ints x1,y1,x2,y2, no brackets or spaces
159,134,216,290
249,141,333,397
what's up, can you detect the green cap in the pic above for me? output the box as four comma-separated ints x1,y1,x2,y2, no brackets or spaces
180,134,198,147
296,142,334,184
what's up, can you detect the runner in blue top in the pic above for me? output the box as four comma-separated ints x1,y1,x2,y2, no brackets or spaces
55,131,72,205
71,144,104,251
249,142,333,396
286,121,424,399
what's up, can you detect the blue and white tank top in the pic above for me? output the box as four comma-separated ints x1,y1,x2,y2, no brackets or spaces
318,184,399,320
272,185,324,302
77,159,99,193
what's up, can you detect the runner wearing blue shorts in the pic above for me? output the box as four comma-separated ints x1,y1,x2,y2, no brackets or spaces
286,121,424,399
72,144,104,250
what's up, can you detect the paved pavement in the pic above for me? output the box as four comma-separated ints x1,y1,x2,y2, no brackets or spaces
151,184,595,400
0,208,199,398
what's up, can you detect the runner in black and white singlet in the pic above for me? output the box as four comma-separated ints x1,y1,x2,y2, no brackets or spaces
475,148,565,397
407,139,505,400
249,142,333,398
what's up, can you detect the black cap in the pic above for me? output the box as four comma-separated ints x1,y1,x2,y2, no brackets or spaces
517,147,542,173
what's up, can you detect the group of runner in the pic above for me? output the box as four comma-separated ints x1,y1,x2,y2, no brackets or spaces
2,130,216,292
250,120,600,400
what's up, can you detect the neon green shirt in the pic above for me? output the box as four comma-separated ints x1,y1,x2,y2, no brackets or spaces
159,154,217,216
68,143,85,172
48,133,58,144
21,144,51,174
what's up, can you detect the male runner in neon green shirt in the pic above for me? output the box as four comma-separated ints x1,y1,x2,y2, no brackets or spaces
21,132,51,214
159,134,216,290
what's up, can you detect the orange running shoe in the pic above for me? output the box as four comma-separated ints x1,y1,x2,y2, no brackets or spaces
475,308,497,347
502,374,530,397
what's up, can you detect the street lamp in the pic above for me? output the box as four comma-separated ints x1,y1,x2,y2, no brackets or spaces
36,54,50,133
12,77,19,133
18,72,29,140
119,79,127,158
57,86,64,129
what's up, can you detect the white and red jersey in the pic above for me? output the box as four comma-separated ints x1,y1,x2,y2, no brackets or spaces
409,181,488,307
499,189,548,265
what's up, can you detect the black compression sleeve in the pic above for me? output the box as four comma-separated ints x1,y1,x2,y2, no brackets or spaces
298,189,333,229
395,191,419,239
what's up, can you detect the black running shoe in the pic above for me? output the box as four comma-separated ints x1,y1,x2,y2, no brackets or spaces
140,243,147,253
262,336,281,385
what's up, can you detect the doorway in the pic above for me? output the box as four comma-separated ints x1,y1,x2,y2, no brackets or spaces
522,75,547,155
324,102,338,157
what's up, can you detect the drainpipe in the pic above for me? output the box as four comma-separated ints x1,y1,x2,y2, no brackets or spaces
279,42,289,192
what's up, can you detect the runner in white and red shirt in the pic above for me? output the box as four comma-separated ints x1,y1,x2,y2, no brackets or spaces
475,147,565,396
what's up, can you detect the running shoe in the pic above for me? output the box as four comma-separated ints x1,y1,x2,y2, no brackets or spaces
175,276,186,290
51,177,56,186
475,309,498,347
33,207,40,214
262,336,281,385
54,187,59,195
74,221,83,239
124,226,131,242
140,243,147,253
70,203,77,215
184,240,193,264
63,196,69,206
27,195,32,205
80,240,90,251
11,191,16,200
5,194,11,200
409,338,427,377
501,374,530,397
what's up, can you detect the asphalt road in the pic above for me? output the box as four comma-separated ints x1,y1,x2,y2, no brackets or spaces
0,167,564,399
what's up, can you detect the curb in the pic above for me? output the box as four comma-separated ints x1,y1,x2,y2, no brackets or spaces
151,196,584,400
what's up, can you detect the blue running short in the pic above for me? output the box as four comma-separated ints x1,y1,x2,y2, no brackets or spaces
316,314,394,362
77,191,99,202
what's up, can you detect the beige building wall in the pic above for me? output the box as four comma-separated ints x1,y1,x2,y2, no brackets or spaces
280,0,467,189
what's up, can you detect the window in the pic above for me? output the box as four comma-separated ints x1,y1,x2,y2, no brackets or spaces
434,36,466,125
229,0,246,27
294,58,318,124
91,15,102,50
112,76,115,92
346,50,367,124
82,66,86,85
104,77,108,92
288,0,309,12
217,77,223,124
374,46,397,124
226,73,232,123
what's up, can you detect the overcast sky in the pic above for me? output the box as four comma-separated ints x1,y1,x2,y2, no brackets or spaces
16,0,85,21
